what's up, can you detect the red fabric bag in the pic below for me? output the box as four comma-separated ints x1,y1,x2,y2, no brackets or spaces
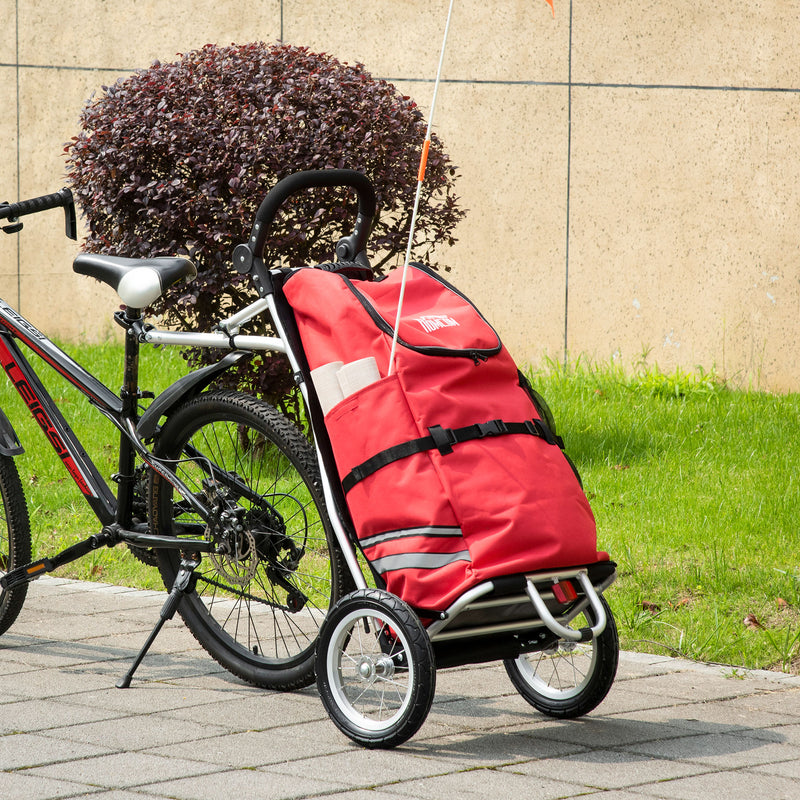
283,264,605,611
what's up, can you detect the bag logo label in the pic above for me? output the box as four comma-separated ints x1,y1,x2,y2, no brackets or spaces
415,314,459,333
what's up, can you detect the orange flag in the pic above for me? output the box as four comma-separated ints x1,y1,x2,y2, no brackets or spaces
545,0,555,14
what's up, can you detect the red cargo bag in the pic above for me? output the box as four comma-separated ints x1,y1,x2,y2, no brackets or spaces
282,263,606,612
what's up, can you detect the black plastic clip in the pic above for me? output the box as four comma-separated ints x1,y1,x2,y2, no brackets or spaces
477,419,507,438
0,203,22,235
428,424,456,455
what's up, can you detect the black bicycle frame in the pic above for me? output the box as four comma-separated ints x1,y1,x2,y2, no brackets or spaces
0,298,121,522
0,297,212,549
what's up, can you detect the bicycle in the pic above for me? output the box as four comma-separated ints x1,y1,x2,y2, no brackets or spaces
1,171,618,748
0,179,359,690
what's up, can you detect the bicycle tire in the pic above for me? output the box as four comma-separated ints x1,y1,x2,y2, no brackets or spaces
149,389,349,690
504,594,618,718
316,588,436,749
0,453,31,635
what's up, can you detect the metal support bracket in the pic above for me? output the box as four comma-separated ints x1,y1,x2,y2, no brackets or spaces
525,571,607,642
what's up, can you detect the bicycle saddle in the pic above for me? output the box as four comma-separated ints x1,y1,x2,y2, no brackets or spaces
73,254,197,308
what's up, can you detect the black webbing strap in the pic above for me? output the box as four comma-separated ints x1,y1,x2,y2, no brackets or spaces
342,418,556,494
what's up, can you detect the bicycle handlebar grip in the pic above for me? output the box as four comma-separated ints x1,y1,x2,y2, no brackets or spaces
246,169,377,261
1,188,73,219
0,188,77,239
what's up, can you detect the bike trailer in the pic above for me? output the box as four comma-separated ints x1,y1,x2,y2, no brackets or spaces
282,262,608,614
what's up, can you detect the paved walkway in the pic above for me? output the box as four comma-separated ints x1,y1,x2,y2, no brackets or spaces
1,576,800,799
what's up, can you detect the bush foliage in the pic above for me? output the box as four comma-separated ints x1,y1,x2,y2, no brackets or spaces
66,42,464,409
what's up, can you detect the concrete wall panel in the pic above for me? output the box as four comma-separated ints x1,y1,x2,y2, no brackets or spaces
3,0,799,391
284,0,567,83
0,62,19,311
568,86,800,389
18,0,281,69
572,0,800,87
15,66,126,339
0,0,15,63
423,81,570,364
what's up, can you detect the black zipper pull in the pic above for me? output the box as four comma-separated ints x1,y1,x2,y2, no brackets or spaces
470,351,489,365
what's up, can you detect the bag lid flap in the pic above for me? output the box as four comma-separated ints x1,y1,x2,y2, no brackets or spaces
345,263,502,358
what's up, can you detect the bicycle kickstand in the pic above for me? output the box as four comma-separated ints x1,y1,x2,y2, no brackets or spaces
117,557,200,689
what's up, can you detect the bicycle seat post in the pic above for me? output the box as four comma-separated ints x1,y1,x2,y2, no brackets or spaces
112,306,145,531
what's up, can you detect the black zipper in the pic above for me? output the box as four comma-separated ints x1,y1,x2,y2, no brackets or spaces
342,264,502,360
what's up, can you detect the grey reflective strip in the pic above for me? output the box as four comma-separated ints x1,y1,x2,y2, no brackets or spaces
360,526,463,550
370,549,472,575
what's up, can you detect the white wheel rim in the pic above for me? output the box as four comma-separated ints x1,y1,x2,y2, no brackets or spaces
325,607,415,732
515,629,598,701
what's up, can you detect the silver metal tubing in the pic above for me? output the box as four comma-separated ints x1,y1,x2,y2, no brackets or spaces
456,592,552,611
143,329,285,352
426,581,496,638
546,570,617,629
217,297,272,333
316,447,367,591
525,571,608,642
575,570,610,636
429,616,551,643
525,566,612,585
262,290,368,591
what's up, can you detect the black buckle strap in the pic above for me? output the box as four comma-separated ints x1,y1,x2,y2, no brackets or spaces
428,424,456,455
477,419,507,437
342,416,555,494
524,418,563,448
343,434,436,492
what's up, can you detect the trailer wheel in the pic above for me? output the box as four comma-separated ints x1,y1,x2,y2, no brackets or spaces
316,589,436,748
504,595,618,718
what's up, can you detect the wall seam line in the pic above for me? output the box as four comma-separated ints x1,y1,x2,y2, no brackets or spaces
564,0,573,367
15,0,21,310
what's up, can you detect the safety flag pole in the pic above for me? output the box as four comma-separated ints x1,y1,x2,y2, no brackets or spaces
387,0,554,376
387,0,456,376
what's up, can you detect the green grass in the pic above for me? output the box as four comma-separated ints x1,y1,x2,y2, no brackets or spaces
2,342,799,673
528,357,800,674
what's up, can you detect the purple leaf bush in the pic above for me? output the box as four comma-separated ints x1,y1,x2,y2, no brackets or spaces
66,42,464,416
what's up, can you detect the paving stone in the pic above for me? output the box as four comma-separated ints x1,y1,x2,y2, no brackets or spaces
37,712,231,750
624,730,800,769
424,693,543,732
55,682,235,715
0,732,114,770
159,690,329,730
144,719,350,769
0,770,95,799
274,748,473,791
141,766,349,800
724,687,800,717
402,728,587,766
0,665,129,698
26,751,218,790
634,768,800,799
309,791,427,800
619,670,785,703
0,696,118,735
499,747,712,791
609,697,793,735
526,714,698,749
375,765,582,799
587,685,696,715
5,577,800,800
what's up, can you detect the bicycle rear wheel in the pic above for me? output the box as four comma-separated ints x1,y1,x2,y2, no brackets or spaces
149,390,348,690
0,454,31,635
